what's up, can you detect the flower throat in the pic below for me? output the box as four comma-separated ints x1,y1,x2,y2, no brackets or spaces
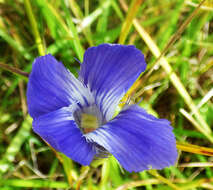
80,113,99,133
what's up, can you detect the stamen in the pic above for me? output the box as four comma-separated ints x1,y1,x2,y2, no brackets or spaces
120,96,134,106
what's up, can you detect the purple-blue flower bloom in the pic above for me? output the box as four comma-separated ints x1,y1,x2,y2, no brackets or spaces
27,44,177,172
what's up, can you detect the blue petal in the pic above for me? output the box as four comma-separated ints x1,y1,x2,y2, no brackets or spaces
33,106,96,165
27,54,93,118
79,44,146,121
85,105,177,172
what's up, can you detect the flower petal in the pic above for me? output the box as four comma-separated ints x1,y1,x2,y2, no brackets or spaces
79,44,146,120
85,105,177,172
27,54,93,119
33,106,96,165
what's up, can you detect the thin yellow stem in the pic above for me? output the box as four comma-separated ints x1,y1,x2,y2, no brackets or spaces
118,0,143,44
24,0,45,56
176,141,213,157
148,170,181,190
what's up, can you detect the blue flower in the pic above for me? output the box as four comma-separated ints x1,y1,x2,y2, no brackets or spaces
27,44,177,172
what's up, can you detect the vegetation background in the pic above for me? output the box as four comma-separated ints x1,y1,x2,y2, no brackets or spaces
0,0,213,189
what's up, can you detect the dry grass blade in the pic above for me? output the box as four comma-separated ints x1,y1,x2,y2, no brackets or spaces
145,0,206,77
115,177,213,190
195,88,213,111
148,170,182,190
115,179,160,190
186,1,213,11
75,166,90,190
12,54,28,116
120,0,213,142
176,141,213,156
178,162,213,167
0,62,29,78
179,108,213,142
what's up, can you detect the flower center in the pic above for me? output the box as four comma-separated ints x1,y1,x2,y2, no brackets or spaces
80,113,99,133
73,104,105,134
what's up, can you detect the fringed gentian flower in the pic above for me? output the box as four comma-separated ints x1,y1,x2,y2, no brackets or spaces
27,44,177,172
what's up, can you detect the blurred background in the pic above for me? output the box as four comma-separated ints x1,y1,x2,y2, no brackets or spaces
0,0,213,189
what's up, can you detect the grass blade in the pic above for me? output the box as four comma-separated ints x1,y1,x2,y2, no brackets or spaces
118,0,143,44
120,0,213,141
24,0,45,56
0,179,69,188
0,115,32,176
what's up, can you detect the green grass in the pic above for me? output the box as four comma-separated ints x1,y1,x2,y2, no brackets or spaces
0,0,213,189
